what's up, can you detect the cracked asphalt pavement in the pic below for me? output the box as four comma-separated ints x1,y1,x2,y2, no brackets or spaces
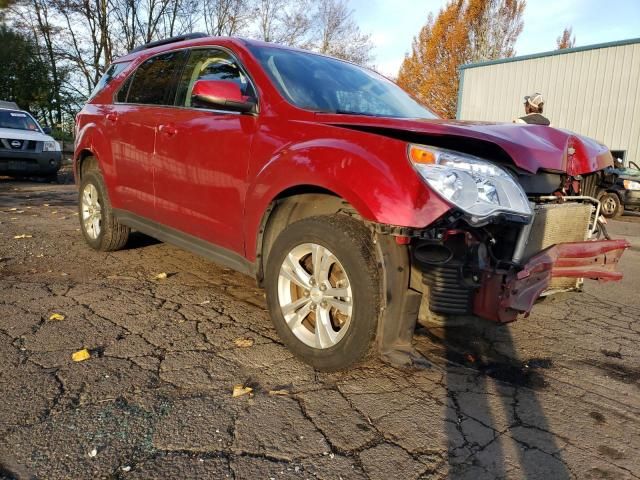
0,175,639,479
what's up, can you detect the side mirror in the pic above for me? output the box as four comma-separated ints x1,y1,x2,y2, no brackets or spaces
42,126,52,135
191,80,256,113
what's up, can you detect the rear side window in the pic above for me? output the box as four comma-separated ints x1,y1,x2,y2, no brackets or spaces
122,50,188,105
89,62,130,100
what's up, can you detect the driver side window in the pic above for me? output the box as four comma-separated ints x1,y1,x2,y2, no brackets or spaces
174,48,256,108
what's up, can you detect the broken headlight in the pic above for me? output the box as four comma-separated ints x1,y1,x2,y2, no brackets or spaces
408,144,532,222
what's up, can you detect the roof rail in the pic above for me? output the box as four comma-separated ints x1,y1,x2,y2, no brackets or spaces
0,100,20,110
129,33,209,53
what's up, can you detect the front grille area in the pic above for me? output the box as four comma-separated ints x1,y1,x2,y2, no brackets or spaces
581,172,600,198
0,139,38,151
523,202,593,291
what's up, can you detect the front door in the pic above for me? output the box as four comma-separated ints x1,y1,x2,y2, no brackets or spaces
153,47,258,254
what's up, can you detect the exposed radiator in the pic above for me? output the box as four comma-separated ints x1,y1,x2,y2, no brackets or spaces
522,202,594,291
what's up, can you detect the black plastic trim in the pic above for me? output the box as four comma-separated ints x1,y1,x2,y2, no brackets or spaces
113,209,256,276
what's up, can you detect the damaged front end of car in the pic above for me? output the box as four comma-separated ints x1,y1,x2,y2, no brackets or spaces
400,138,630,326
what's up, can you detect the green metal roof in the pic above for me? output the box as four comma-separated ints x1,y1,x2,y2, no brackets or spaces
459,37,640,71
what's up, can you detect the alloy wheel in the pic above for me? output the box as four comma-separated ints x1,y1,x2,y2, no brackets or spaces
81,183,102,239
277,243,353,349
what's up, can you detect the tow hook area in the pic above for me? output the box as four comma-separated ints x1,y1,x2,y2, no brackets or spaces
474,239,630,323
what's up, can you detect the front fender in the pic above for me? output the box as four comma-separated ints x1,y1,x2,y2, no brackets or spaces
243,135,451,261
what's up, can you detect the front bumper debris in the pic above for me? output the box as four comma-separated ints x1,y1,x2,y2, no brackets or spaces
473,239,630,323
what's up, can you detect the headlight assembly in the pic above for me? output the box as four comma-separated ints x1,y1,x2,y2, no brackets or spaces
43,140,60,152
623,179,640,191
408,144,532,222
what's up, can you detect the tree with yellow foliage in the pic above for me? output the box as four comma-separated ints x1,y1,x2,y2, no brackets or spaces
397,0,525,118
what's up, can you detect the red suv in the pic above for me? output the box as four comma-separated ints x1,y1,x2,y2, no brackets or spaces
74,34,628,370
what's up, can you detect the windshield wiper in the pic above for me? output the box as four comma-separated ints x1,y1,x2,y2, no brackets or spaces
332,110,373,116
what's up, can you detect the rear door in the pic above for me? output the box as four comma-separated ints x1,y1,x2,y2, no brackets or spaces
108,50,188,220
152,47,258,254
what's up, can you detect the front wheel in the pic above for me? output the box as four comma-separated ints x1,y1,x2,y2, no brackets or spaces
598,191,623,219
265,215,380,371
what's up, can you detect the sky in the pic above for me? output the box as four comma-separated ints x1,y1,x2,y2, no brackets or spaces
350,0,640,76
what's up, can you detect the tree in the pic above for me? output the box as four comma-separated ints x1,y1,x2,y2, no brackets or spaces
0,26,53,118
253,0,311,47
397,0,525,118
311,0,373,64
557,26,575,49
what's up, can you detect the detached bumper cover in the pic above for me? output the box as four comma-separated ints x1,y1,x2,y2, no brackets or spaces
474,239,630,323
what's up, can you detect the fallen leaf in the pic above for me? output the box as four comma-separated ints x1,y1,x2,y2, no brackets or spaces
154,272,168,280
232,385,253,398
49,313,65,321
268,390,289,396
233,337,254,348
72,349,91,362
13,234,32,239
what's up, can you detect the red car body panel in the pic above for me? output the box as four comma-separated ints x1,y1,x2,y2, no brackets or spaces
74,36,618,272
474,239,630,323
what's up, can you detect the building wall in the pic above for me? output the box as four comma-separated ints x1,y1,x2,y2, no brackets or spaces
457,40,640,164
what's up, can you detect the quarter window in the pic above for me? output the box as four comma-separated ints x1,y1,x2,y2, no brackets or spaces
90,62,130,100
123,50,188,105
175,49,256,108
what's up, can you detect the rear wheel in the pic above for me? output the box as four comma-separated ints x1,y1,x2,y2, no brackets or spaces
598,191,623,219
265,215,380,371
78,166,130,251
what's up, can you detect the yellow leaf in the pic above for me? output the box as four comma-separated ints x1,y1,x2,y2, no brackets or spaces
233,337,255,348
232,385,253,398
154,272,168,280
14,234,32,239
268,390,289,396
72,349,91,362
49,313,65,321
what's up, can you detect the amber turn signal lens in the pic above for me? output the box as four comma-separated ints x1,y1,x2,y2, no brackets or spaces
409,145,436,164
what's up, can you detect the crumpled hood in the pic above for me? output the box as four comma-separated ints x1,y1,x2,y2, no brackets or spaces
0,127,53,143
316,115,613,175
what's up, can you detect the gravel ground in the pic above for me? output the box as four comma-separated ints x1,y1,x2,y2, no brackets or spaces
0,174,639,480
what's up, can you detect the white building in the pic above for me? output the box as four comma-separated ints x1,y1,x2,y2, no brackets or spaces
457,38,640,165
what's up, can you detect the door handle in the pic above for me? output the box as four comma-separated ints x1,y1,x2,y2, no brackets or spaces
106,113,118,123
158,124,178,136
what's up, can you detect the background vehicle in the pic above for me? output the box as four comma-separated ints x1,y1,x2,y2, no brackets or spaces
0,101,61,180
73,34,628,371
597,159,640,218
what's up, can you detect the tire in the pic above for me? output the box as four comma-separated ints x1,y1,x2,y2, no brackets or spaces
78,166,130,251
598,191,623,219
265,215,380,371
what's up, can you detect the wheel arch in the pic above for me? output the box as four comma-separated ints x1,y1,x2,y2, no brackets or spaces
75,149,100,180
253,185,362,285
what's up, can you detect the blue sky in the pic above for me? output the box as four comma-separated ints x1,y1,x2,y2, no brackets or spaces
351,0,640,76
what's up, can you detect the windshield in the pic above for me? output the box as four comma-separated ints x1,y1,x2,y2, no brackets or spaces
0,110,42,132
248,45,438,119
